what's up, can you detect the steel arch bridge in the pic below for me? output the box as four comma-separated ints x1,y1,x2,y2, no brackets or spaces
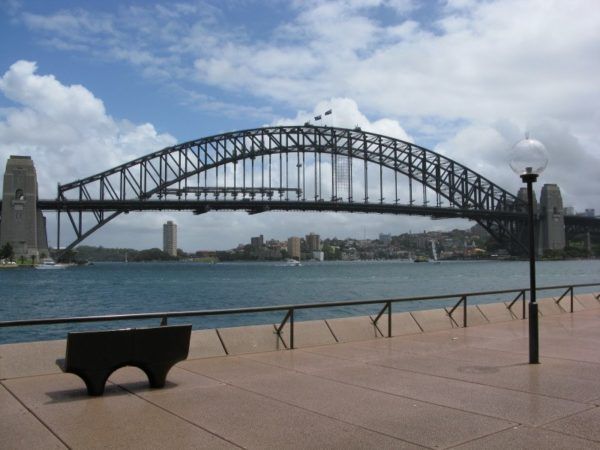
41,124,533,254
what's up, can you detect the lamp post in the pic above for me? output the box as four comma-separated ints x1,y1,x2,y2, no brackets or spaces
509,136,548,364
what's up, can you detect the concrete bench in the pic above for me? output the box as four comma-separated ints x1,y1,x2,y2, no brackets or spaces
56,324,192,396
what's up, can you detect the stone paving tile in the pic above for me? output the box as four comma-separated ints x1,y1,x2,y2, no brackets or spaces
108,365,224,394
229,368,516,449
451,424,599,450
180,354,295,384
3,373,237,449
242,347,360,373
436,346,600,384
312,362,589,426
303,339,416,362
0,339,65,379
136,382,422,449
367,352,600,403
0,382,66,449
433,346,526,366
543,407,600,443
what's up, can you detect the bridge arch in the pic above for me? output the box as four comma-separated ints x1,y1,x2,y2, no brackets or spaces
55,125,526,253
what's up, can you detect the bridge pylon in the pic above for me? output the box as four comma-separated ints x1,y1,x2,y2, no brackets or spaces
0,156,49,261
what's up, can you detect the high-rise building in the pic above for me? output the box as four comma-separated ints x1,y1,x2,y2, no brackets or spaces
305,233,320,252
287,237,301,260
163,221,177,256
250,235,264,249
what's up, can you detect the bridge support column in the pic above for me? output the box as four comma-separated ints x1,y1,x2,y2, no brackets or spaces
517,187,543,256
0,156,49,261
540,184,565,253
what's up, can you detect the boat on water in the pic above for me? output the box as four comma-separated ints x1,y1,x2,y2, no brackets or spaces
413,255,429,263
431,241,441,264
284,258,302,267
35,258,70,269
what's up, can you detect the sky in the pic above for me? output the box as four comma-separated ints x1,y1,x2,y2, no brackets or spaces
1,0,599,251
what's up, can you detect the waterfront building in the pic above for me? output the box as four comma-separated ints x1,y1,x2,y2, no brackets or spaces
564,206,575,216
287,237,301,260
163,221,177,256
306,233,320,251
312,251,324,261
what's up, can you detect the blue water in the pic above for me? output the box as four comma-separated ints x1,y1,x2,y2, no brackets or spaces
1,260,599,343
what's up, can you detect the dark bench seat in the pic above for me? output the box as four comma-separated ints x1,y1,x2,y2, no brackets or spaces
56,324,192,396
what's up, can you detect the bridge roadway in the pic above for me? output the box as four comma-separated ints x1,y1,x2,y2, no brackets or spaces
2,293,600,449
35,199,528,220
4,197,597,229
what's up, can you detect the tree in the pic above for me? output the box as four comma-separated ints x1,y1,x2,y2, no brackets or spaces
0,242,14,261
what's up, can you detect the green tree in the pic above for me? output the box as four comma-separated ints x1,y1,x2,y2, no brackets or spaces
0,242,14,260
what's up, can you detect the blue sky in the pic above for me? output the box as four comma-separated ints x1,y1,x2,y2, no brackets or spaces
1,0,599,250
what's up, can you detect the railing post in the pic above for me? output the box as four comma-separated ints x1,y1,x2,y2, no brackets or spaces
276,308,294,349
463,296,467,328
160,316,168,326
570,286,574,313
522,290,526,319
290,308,295,350
387,301,392,337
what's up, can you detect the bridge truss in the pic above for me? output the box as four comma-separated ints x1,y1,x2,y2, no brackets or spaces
50,125,531,253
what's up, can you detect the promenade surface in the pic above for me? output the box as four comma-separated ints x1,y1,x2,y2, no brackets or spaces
2,296,600,449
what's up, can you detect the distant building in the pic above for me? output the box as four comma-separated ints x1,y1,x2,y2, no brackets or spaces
563,206,575,216
250,234,265,255
305,232,321,251
287,237,301,259
312,251,324,261
584,209,596,218
163,221,177,256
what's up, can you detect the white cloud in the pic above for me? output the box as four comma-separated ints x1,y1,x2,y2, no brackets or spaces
274,97,412,142
15,1,600,147
0,60,176,200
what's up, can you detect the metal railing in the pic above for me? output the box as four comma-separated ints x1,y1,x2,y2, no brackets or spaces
1,283,599,349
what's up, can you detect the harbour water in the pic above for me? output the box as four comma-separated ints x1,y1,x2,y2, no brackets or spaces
1,259,599,344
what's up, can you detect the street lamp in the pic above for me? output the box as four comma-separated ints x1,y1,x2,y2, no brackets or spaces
509,136,548,364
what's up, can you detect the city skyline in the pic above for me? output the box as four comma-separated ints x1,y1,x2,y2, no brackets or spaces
1,1,599,250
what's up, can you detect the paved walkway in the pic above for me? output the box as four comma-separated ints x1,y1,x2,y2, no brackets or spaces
2,307,600,449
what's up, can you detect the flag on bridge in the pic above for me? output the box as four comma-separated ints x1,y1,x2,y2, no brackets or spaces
314,115,322,121
324,109,332,115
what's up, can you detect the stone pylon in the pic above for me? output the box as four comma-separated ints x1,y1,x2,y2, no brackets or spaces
0,156,49,261
540,184,565,252
516,186,543,256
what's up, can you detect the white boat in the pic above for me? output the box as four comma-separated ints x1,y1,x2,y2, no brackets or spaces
431,241,441,264
284,258,302,267
35,258,69,269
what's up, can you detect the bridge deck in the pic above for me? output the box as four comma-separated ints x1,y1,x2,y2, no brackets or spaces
2,306,600,449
